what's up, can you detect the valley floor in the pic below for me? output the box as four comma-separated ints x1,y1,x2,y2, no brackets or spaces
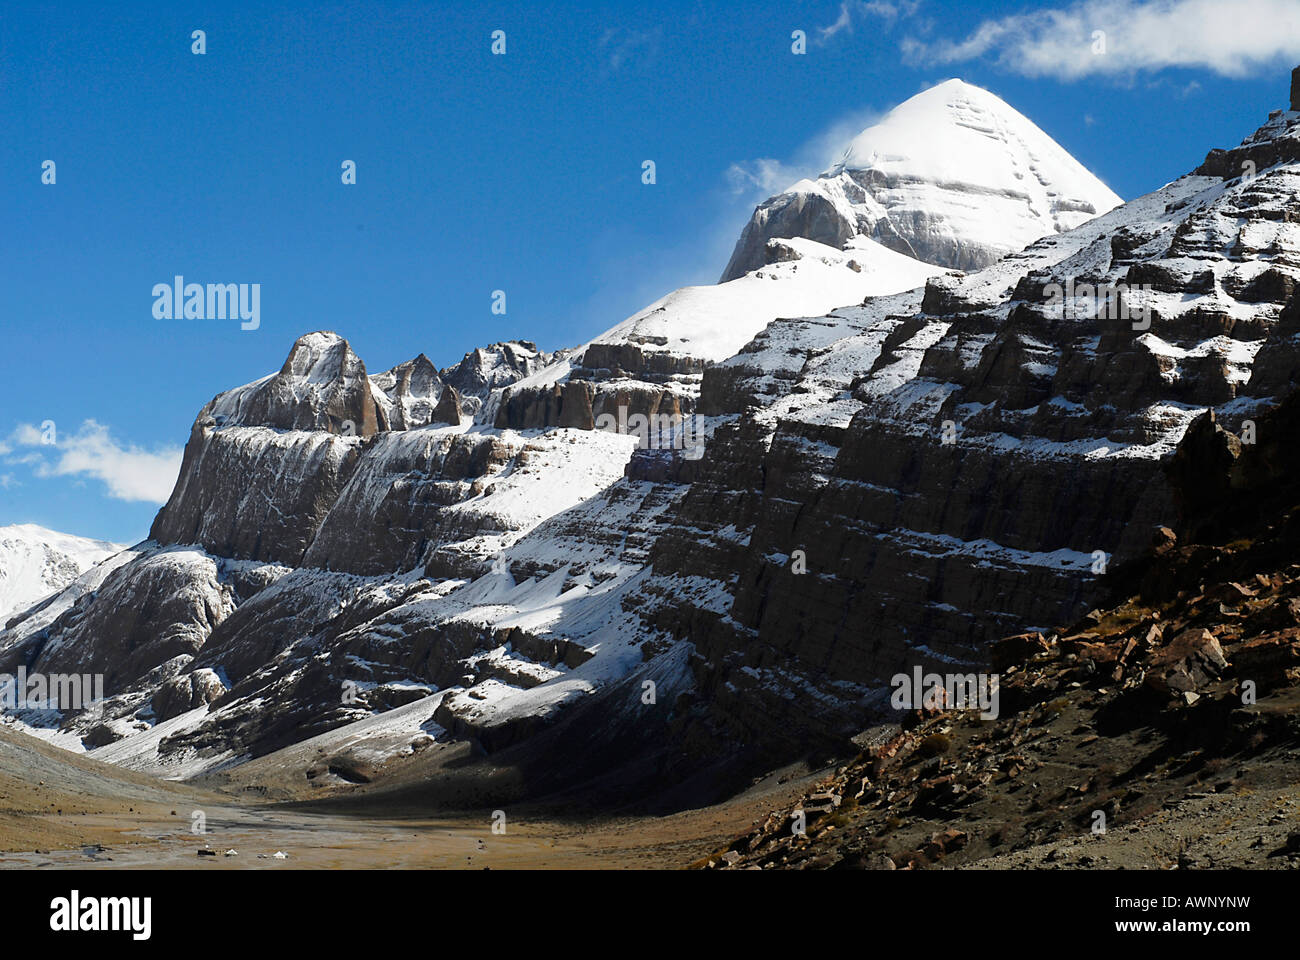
4,706,1300,870
0,725,824,869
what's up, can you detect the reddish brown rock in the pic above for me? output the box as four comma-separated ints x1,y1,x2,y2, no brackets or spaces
1145,628,1228,695
430,384,463,425
1234,629,1300,692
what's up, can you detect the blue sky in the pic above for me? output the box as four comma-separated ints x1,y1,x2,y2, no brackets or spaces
3,0,1299,543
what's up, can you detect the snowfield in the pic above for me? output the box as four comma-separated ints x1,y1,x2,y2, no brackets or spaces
0,524,124,623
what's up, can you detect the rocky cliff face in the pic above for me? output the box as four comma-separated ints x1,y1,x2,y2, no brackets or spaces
372,354,442,431
5,76,1299,809
149,334,555,569
706,388,1300,870
0,329,592,770
444,341,551,399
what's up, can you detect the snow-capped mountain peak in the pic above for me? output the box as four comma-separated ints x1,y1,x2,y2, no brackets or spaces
722,77,1122,280
510,79,1118,377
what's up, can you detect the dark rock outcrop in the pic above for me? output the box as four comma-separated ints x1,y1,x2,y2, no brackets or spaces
441,341,556,417
152,668,226,722
150,423,362,566
430,384,463,425
723,189,858,282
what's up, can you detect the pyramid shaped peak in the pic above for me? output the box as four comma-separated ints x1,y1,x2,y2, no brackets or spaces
722,78,1120,281
824,77,1107,186
202,330,380,435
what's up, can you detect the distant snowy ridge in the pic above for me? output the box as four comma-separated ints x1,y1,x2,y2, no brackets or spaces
0,524,123,623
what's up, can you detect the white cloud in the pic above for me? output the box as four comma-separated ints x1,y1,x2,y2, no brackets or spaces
8,420,181,504
4,451,44,468
725,158,799,196
819,3,856,42
903,0,1300,79
0,475,15,490
10,424,42,446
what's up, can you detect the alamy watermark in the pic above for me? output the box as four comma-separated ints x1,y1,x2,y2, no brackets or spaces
0,668,105,718
50,891,150,940
890,666,1000,720
1044,279,1153,331
594,405,704,460
152,276,260,330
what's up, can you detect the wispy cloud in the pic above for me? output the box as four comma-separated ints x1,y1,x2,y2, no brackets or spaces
903,0,1300,80
7,420,181,504
10,424,44,446
725,106,883,201
818,0,921,44
596,27,663,73
819,3,855,42
724,158,798,196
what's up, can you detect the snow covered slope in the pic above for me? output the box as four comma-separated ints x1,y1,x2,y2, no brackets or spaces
722,79,1122,280
493,234,954,433
591,235,947,363
0,525,123,622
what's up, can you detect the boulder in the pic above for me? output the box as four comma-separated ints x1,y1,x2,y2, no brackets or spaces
1144,628,1228,695
1234,629,1300,692
151,668,227,722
